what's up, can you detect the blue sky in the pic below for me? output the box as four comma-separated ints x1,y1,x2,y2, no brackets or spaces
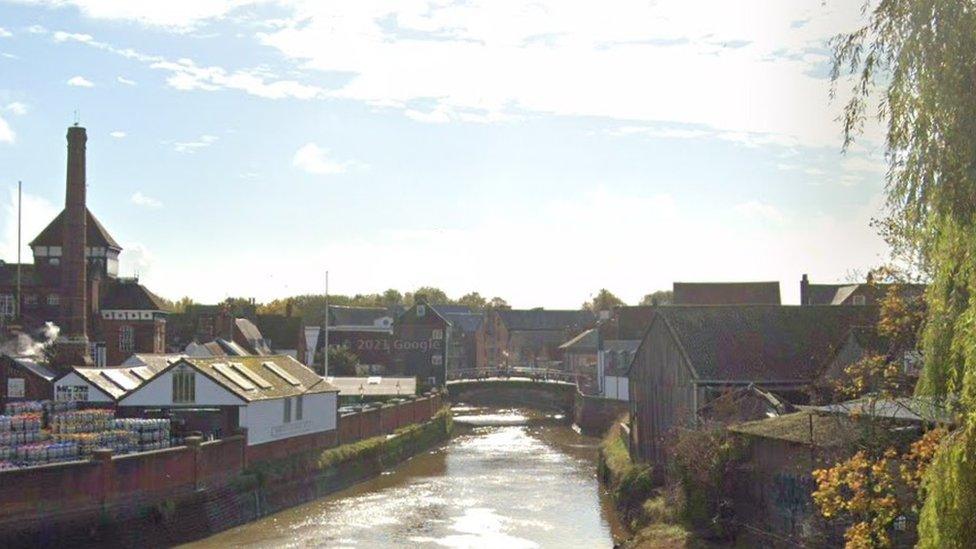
0,0,888,308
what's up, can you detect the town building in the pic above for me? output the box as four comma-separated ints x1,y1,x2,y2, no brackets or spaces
627,305,876,465
486,309,596,369
391,301,451,388
0,352,57,402
799,273,925,306
0,126,168,367
53,354,180,403
559,327,599,392
442,311,486,372
117,355,338,451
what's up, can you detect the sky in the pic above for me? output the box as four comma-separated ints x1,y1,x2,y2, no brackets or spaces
0,0,890,308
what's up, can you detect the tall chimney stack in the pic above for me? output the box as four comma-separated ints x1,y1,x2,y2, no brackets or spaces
56,124,91,365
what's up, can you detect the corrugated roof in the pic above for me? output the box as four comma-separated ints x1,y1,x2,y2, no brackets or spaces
673,282,781,305
30,208,121,249
177,355,337,402
72,356,174,400
652,305,876,383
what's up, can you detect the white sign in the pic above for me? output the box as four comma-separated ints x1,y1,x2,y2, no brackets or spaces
304,326,321,367
7,378,25,398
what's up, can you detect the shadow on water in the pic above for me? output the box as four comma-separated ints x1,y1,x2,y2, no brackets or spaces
185,405,624,548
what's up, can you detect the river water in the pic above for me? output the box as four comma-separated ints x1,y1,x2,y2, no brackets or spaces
186,406,624,548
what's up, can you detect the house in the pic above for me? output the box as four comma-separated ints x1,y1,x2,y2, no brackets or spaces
254,313,303,358
673,281,782,305
322,305,397,372
487,309,596,369
559,328,600,393
118,355,339,453
442,311,486,372
0,126,168,366
813,327,922,402
599,339,639,401
391,301,451,388
53,354,179,403
627,305,875,465
0,353,57,402
799,273,926,306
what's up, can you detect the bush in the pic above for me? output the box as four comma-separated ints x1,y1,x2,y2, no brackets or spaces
668,427,743,538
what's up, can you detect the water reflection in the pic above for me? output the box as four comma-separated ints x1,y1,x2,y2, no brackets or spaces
186,406,621,548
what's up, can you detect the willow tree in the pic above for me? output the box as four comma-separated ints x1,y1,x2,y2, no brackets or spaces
831,1,976,546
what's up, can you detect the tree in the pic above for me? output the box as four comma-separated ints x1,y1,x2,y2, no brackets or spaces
487,297,510,310
831,3,976,545
327,345,360,376
583,289,625,312
639,290,673,306
457,292,487,309
381,288,403,307
405,286,450,306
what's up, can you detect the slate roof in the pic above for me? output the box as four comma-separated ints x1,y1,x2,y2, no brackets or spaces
328,306,391,327
100,279,169,311
3,354,58,381
613,306,656,340
325,376,417,397
172,355,338,402
559,328,599,352
443,312,485,334
30,208,121,250
650,305,877,383
235,318,272,355
255,314,303,349
497,309,596,332
805,283,860,305
673,282,781,305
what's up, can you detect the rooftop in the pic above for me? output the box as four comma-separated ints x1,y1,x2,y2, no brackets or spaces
673,281,782,305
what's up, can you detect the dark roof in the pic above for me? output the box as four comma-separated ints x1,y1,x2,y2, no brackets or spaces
614,306,655,340
804,280,926,306
729,411,859,447
673,282,781,305
328,306,392,327
497,309,596,332
100,279,169,311
559,328,599,352
649,305,877,383
30,208,121,249
235,318,271,355
429,304,472,315
443,312,484,333
255,314,303,349
805,283,860,305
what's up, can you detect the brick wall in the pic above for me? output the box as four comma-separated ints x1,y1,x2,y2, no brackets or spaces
574,390,629,436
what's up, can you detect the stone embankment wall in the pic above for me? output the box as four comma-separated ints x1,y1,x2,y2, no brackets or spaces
574,391,629,436
448,379,576,414
0,393,447,546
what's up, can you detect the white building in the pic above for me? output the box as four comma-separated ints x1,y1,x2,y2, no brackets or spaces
118,355,338,446
597,340,639,401
54,354,183,403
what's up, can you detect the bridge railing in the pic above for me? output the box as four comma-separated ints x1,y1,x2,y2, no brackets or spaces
446,367,580,384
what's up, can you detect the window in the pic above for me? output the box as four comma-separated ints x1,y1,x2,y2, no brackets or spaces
119,325,135,352
0,294,13,319
47,293,60,306
431,354,443,366
172,366,196,403
49,257,60,266
283,397,293,423
852,294,867,306
417,305,426,317
296,396,303,421
432,329,443,340
56,385,89,402
24,294,37,307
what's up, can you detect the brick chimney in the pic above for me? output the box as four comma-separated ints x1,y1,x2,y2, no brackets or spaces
55,125,92,366
800,274,810,306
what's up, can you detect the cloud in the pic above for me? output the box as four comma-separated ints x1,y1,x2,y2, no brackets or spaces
171,134,218,153
842,154,886,174
734,200,787,223
0,186,60,261
66,75,94,87
149,58,321,99
4,102,27,115
0,27,12,38
130,191,162,208
118,242,155,278
0,116,13,143
116,76,137,85
292,143,359,175
18,0,262,32
109,130,126,138
53,31,93,43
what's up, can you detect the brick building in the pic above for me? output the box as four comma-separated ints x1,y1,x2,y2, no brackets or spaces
0,126,168,367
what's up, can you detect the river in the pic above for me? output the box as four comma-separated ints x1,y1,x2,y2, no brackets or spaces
186,406,624,548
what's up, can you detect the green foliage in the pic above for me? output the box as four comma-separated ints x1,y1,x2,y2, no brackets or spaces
456,292,487,309
639,290,673,306
583,288,625,312
668,428,742,536
832,2,976,545
327,345,360,376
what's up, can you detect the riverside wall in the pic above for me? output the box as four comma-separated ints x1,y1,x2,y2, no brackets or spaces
0,393,447,546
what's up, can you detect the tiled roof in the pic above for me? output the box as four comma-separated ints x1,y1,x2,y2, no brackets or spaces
497,309,596,332
30,208,121,249
255,314,303,349
653,305,876,383
235,318,272,355
673,282,781,305
176,355,337,402
72,355,177,400
443,312,484,334
328,306,392,327
559,328,599,352
613,306,656,340
100,279,169,311
729,411,859,447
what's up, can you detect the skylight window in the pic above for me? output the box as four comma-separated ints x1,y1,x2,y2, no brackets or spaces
230,362,273,389
213,362,256,391
262,361,301,386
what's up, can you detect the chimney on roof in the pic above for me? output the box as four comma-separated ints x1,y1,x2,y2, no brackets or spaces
55,125,91,366
800,274,810,306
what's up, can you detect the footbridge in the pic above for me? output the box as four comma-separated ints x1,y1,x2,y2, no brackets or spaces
446,368,578,414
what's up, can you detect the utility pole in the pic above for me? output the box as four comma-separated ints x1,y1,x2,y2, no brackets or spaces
323,270,330,376
15,180,22,320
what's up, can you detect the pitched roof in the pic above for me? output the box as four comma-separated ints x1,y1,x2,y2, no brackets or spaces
2,354,58,381
443,312,485,334
235,318,272,355
496,309,596,332
255,314,303,349
805,283,860,305
175,355,337,402
803,396,956,425
613,306,656,340
100,279,169,311
559,328,599,352
649,305,876,383
328,306,392,327
30,208,121,249
673,282,781,305
71,356,177,400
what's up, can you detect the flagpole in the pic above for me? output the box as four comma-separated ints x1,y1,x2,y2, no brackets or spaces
323,270,329,376
15,180,22,320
